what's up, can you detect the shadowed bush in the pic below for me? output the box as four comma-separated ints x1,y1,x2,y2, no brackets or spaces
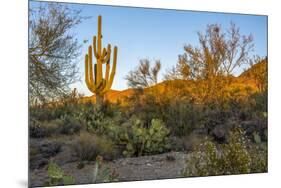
71,132,115,161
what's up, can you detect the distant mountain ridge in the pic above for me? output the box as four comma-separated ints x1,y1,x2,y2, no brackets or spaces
79,61,266,104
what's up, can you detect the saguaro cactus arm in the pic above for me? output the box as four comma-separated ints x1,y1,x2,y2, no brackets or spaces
104,46,117,92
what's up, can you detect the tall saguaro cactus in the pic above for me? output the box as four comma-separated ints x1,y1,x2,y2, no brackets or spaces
85,15,118,104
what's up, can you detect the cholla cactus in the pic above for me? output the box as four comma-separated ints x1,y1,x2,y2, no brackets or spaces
85,15,118,104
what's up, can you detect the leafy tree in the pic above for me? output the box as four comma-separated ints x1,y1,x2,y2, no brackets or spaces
125,59,161,88
165,22,254,80
29,2,85,104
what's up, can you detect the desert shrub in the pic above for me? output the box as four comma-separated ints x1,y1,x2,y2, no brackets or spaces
181,133,206,152
30,119,48,138
57,115,82,135
30,107,54,121
249,91,268,119
249,131,267,173
201,105,233,131
124,91,164,127
254,91,267,112
30,115,82,137
125,90,203,137
249,145,267,173
74,103,121,133
49,106,69,119
183,127,266,176
161,100,203,136
71,132,115,161
29,119,60,138
30,100,87,122
30,105,70,121
235,91,267,121
220,128,252,174
46,162,75,186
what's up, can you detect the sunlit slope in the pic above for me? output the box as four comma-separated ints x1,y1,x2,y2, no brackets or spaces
78,61,266,104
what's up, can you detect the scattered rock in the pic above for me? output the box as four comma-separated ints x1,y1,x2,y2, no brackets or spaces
29,139,61,170
241,120,263,135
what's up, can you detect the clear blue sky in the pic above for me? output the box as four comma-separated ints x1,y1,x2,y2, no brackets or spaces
30,1,268,96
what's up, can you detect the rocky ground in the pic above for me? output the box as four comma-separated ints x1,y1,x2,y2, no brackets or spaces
29,118,266,187
29,138,190,187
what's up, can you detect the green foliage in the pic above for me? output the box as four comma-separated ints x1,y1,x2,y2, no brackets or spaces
62,175,76,185
74,103,121,133
162,99,203,136
46,162,75,186
239,91,268,121
124,91,162,127
252,91,268,115
120,118,170,157
125,90,202,137
221,128,252,174
30,114,82,138
29,118,62,138
103,117,170,157
30,107,57,121
47,162,64,179
183,128,267,176
58,115,82,135
145,119,171,154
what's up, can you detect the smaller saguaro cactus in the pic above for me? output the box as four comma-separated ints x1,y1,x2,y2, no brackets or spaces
85,15,118,104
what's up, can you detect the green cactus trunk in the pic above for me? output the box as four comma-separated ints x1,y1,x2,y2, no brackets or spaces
84,15,118,105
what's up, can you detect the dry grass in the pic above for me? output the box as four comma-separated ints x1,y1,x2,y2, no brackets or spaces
71,132,115,161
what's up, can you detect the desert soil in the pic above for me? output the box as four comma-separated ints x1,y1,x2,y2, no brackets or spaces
30,138,189,187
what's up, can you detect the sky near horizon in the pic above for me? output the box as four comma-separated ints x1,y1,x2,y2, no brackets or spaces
30,1,268,96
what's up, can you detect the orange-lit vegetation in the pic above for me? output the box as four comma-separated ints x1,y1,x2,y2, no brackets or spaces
29,11,267,187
